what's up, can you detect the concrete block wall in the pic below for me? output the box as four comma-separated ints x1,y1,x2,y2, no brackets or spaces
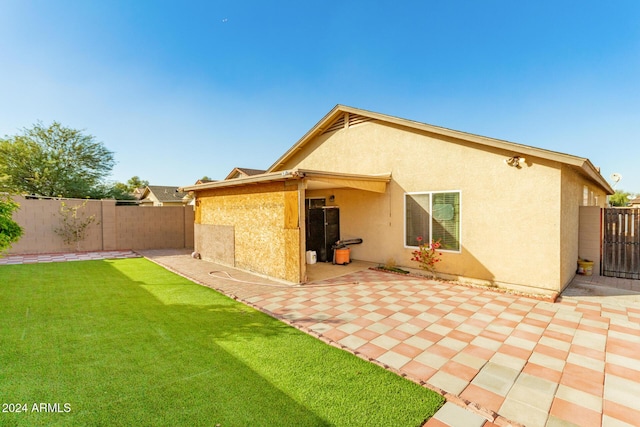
6,197,194,255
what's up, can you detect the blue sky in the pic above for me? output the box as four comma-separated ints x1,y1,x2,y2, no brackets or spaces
1,1,639,192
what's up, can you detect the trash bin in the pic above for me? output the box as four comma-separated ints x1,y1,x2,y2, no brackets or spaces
577,259,594,276
334,248,350,265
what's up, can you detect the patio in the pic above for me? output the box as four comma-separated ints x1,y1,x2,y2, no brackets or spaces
140,249,640,427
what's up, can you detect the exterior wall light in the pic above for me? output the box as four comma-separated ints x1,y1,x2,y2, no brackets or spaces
504,156,526,168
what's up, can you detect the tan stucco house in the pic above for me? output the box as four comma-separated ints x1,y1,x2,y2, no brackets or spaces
181,105,613,296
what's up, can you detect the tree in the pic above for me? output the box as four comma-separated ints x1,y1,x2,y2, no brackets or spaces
126,176,149,191
609,190,631,207
0,196,23,254
0,121,115,198
111,176,149,199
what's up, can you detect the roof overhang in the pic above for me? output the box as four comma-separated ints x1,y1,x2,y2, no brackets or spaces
180,169,391,194
266,104,614,195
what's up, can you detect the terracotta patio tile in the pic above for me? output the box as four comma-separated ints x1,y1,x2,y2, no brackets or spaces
496,344,531,360
426,307,449,318
521,317,550,329
416,329,445,343
579,300,603,308
577,323,609,335
322,328,349,342
436,317,461,329
603,399,640,426
542,329,574,343
355,342,387,359
347,307,372,317
609,321,640,334
460,383,505,413
441,360,479,382
601,305,627,316
560,363,604,396
605,362,640,383
349,316,375,328
422,418,449,427
466,317,491,329
451,307,475,318
462,344,495,361
575,307,601,318
428,343,459,359
550,317,580,329
399,307,421,317
407,317,433,329
375,307,395,317
607,337,640,359
379,316,403,328
511,329,541,342
353,328,381,341
324,308,343,316
531,307,556,317
522,362,562,383
386,328,412,341
392,342,424,359
570,344,605,361
447,329,476,344
493,317,519,328
533,343,568,360
479,330,508,343
549,398,601,427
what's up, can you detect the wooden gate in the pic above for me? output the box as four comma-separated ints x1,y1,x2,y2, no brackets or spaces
602,208,640,279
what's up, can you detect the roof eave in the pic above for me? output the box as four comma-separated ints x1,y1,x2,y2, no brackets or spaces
180,168,391,193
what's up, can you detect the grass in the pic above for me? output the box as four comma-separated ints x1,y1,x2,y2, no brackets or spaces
0,258,444,426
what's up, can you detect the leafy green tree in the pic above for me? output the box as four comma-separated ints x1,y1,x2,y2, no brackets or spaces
88,181,135,200
0,196,23,254
609,190,631,207
0,121,115,198
111,176,149,199
126,176,149,191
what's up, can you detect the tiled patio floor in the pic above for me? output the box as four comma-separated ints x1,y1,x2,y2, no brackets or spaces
137,251,640,427
4,249,640,427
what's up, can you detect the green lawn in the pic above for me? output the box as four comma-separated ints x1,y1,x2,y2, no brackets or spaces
0,258,444,426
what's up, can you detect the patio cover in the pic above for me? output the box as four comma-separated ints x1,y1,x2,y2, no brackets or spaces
180,169,391,193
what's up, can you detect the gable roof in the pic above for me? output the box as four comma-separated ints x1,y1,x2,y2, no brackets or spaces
141,185,188,203
224,167,267,180
267,105,614,194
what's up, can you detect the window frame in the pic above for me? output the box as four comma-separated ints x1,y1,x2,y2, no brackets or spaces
404,190,462,253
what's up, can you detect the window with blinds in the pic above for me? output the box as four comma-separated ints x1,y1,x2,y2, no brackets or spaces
405,191,461,251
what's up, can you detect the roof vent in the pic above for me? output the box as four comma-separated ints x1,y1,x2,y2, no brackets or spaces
322,112,373,135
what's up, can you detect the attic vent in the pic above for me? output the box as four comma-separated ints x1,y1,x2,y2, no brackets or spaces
323,115,346,134
321,112,373,134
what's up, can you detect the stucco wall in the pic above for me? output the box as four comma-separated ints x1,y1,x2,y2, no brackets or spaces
280,120,576,294
558,166,607,290
195,182,301,283
578,206,602,277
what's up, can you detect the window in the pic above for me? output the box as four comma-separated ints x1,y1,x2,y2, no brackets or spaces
405,191,461,251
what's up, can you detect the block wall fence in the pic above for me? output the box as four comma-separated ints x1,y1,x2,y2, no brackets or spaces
6,196,194,255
